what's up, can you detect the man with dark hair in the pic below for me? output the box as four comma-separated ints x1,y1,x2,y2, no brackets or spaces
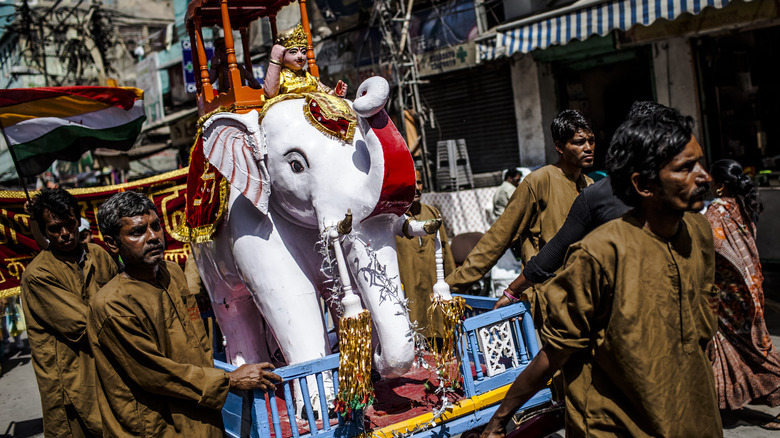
21,188,118,437
396,169,455,342
447,109,595,325
89,190,282,437
495,101,665,308
480,107,721,437
492,168,522,220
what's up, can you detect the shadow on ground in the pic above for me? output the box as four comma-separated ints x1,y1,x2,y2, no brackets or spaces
0,418,43,438
722,406,780,430
0,340,31,377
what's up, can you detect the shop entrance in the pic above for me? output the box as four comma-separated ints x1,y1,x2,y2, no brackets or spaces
543,38,654,169
553,42,655,169
696,25,780,173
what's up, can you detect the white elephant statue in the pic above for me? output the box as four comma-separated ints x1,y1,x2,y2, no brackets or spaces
193,77,434,399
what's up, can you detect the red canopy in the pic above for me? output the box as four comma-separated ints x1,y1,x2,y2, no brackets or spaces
185,0,294,31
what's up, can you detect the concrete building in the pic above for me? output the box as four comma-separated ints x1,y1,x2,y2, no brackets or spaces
310,0,780,258
304,0,776,191
0,0,172,89
472,0,779,175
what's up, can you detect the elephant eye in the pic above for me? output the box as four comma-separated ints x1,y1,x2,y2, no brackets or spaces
290,160,305,173
285,149,309,173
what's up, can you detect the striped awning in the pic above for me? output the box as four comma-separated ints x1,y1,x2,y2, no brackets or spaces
478,0,743,61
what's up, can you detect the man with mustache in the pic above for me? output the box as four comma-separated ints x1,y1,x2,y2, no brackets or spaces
396,169,455,344
480,107,721,437
89,191,282,437
446,109,595,327
492,101,665,310
21,188,118,437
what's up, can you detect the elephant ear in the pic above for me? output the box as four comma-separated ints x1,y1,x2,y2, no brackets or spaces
201,111,271,215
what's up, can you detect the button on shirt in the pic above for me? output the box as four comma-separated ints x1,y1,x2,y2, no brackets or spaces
540,212,721,437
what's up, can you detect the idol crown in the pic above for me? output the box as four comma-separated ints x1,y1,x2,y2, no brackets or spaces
276,24,308,49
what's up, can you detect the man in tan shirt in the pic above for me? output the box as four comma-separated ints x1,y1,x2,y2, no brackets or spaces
481,107,721,437
21,188,118,437
491,168,522,220
396,170,456,340
446,109,595,324
89,191,282,437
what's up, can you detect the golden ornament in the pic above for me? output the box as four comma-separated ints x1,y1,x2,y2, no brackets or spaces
428,295,468,388
276,23,308,49
333,309,375,415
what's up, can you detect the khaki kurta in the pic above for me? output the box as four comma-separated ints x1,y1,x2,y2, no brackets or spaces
396,202,456,338
88,260,230,438
541,212,721,437
492,180,517,220
21,243,118,437
184,256,207,298
446,165,591,322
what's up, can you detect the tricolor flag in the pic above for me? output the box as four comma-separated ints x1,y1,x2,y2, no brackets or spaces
0,86,146,177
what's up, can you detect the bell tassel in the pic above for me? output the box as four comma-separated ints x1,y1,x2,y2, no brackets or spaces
428,230,467,389
329,226,375,416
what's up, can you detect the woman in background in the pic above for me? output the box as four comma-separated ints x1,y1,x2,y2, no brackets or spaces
705,159,780,429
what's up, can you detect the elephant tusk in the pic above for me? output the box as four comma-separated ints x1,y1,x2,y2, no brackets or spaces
337,209,353,235
423,216,443,235
401,216,442,238
328,225,375,415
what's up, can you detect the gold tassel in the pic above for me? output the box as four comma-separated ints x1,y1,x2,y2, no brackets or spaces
334,309,375,415
428,295,468,389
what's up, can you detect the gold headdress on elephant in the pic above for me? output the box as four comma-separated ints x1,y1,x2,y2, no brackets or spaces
260,92,356,144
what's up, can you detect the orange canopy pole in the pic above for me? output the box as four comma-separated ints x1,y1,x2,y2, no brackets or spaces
220,0,241,89
193,18,215,100
298,0,319,77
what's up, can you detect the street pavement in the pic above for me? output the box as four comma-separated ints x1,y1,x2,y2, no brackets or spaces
0,333,43,438
2,271,780,437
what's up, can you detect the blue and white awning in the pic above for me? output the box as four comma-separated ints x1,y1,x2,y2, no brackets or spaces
478,0,740,61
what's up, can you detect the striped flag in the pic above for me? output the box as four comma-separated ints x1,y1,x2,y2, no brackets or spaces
0,86,146,177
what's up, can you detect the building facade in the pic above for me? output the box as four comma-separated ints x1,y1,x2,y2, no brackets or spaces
311,0,778,190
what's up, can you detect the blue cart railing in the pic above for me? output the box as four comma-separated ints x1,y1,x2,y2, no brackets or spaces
215,295,552,438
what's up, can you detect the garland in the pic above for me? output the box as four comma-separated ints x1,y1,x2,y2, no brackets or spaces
428,295,468,390
316,231,469,437
333,309,376,414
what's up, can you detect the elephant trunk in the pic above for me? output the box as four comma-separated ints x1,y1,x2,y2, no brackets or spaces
343,217,415,378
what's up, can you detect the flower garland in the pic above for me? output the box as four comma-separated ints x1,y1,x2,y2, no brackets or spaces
317,232,467,436
429,295,468,390
333,309,375,414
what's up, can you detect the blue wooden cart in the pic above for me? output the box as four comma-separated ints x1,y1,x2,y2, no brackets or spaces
215,295,553,438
